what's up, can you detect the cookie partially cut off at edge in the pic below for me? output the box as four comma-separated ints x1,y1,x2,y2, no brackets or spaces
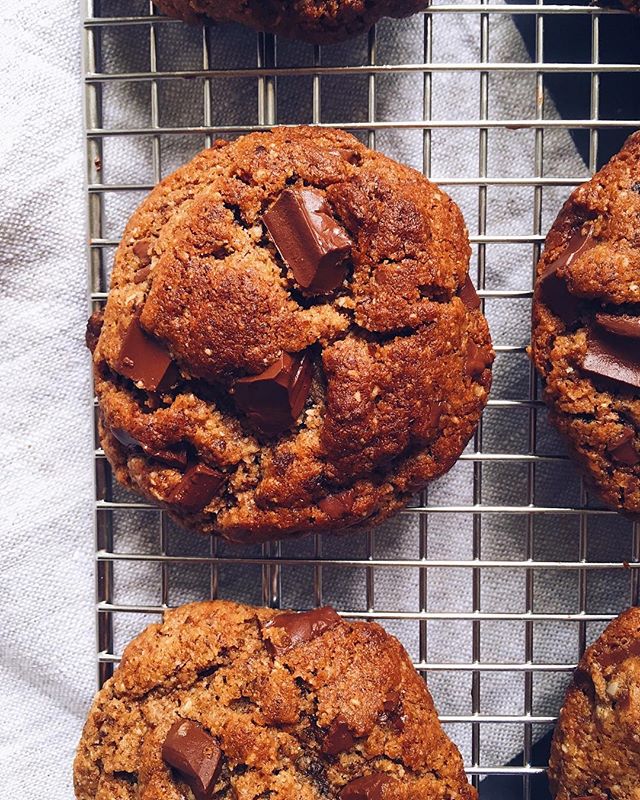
530,130,640,517
153,0,429,44
74,599,477,800
549,607,640,800
90,126,493,543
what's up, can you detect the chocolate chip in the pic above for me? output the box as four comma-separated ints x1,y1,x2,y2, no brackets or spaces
322,717,355,755
595,313,640,339
458,275,481,310
379,691,404,732
115,317,179,392
162,719,222,800
167,463,224,513
598,637,640,668
319,489,356,519
111,427,188,468
263,186,352,293
581,327,640,390
608,428,639,467
233,351,313,436
133,265,152,284
340,774,395,800
85,309,104,353
132,238,153,266
465,338,489,379
538,230,595,324
263,606,341,656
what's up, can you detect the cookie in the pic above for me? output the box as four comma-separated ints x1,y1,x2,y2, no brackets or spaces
74,600,477,800
153,0,429,43
530,131,640,517
89,126,493,543
549,607,640,800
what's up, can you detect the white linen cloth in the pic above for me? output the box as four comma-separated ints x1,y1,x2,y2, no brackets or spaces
0,0,636,797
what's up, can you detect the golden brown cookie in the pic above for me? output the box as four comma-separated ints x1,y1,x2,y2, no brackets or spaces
89,126,493,542
153,0,429,43
549,607,640,800
530,131,640,517
74,600,477,800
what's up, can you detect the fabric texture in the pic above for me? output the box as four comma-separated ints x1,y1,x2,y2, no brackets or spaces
0,1,636,797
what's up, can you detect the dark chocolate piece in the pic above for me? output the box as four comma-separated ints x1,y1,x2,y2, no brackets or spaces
581,328,640,390
318,489,356,519
458,275,481,310
133,238,153,266
608,428,639,467
322,717,355,755
162,719,222,800
167,464,224,513
111,427,188,468
233,351,313,436
263,186,351,293
85,309,104,353
340,774,395,800
379,691,404,732
115,317,179,392
465,339,488,379
595,313,640,340
598,637,640,668
263,606,341,655
538,230,595,325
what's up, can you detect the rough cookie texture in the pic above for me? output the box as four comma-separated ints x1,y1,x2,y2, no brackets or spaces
531,131,640,517
549,607,640,800
153,0,429,43
90,126,493,542
74,600,477,800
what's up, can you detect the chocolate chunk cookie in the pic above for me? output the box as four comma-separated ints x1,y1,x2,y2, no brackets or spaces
530,131,640,516
89,126,493,542
549,607,640,800
153,0,429,43
74,600,477,800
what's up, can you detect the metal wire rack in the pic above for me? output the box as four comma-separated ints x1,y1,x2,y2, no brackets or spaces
83,1,640,797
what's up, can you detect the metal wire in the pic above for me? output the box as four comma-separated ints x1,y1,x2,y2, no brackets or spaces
84,1,640,795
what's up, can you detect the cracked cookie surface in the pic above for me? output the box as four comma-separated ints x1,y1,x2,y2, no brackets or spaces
531,131,640,517
153,0,429,43
90,126,493,542
74,599,477,800
549,607,640,800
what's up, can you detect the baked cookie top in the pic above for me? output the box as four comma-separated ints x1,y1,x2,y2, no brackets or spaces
153,0,429,44
90,126,493,542
74,600,477,800
549,606,640,800
531,130,640,516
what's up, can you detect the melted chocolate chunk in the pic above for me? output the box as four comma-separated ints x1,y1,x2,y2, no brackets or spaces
608,428,639,467
110,427,188,468
132,238,153,266
263,606,341,656
233,351,313,436
595,313,640,340
85,309,105,353
318,489,356,519
379,690,405,732
458,275,481,310
115,317,179,392
598,637,640,668
582,328,640,390
340,774,395,800
167,464,225,513
538,230,595,325
322,717,356,755
263,186,352,293
162,719,222,800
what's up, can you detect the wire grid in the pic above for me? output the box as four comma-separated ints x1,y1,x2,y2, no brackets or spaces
83,1,640,797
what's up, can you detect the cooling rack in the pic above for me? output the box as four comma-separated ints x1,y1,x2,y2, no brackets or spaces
83,1,640,797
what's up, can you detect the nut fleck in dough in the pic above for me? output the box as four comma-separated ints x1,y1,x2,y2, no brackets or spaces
89,126,493,543
74,600,477,800
549,607,640,800
531,131,640,517
154,0,429,43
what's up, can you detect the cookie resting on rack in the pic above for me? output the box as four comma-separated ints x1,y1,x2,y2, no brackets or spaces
549,607,640,800
88,126,493,543
530,130,640,517
74,600,477,800
153,0,429,43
